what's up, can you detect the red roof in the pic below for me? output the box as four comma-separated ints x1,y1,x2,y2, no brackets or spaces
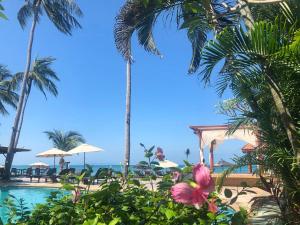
241,143,256,153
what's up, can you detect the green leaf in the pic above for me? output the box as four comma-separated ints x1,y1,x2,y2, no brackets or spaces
207,212,216,220
62,183,75,191
224,188,233,198
165,209,176,220
109,218,121,225
0,11,7,20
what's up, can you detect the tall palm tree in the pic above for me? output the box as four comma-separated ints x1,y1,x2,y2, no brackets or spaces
114,0,239,176
4,0,82,179
14,57,59,144
185,148,190,160
44,130,85,151
0,65,19,114
123,55,131,177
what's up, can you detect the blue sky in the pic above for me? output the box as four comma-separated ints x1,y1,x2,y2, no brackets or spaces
0,0,246,166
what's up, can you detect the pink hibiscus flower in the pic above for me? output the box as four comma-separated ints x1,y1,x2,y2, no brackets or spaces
171,163,216,209
155,147,165,161
193,164,214,192
172,171,182,182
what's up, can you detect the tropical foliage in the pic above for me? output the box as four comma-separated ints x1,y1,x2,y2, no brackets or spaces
114,0,241,73
44,130,85,151
14,57,59,144
1,160,247,225
0,66,19,115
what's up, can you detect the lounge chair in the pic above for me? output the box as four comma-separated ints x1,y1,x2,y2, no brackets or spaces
24,167,33,180
79,169,92,185
11,168,18,177
30,168,42,182
92,168,111,184
57,168,76,183
42,168,57,182
133,170,145,178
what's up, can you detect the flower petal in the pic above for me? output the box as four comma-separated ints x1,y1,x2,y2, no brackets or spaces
171,183,194,205
193,164,215,192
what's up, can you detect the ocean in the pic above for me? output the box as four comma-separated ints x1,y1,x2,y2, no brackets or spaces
11,164,255,174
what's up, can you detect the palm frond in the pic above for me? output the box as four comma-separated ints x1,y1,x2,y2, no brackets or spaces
0,65,19,114
17,0,34,29
42,0,82,35
44,129,85,151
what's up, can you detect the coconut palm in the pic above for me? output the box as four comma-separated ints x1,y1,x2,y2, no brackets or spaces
0,65,19,114
114,0,241,176
14,57,59,144
0,0,6,20
4,0,82,179
185,148,190,160
44,130,85,151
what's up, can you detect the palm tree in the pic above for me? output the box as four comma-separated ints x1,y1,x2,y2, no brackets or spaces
0,0,7,20
114,0,237,176
14,57,59,145
185,148,190,160
0,65,19,114
114,0,298,177
44,130,85,151
4,0,82,179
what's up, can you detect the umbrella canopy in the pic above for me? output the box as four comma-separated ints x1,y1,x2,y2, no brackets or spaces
30,162,49,168
158,160,178,168
68,144,104,168
36,148,71,168
214,159,234,167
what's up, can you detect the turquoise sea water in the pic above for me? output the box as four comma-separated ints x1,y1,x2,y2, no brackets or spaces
0,187,65,224
12,164,255,174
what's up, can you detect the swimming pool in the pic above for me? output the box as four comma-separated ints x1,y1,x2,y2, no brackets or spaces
0,186,62,223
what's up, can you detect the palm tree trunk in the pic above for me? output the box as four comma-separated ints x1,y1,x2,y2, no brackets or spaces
123,47,131,178
266,74,299,156
3,12,38,180
15,92,29,145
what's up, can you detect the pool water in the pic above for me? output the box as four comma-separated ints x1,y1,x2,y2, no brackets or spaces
0,186,62,223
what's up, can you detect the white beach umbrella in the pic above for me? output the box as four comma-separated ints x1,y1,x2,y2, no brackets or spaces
36,148,72,168
30,161,49,168
158,160,178,168
68,144,104,168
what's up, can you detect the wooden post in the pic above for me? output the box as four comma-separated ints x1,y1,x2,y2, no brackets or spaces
248,163,252,173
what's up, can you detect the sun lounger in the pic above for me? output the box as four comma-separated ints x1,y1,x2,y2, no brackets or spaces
42,168,57,182
57,168,76,183
30,168,43,182
133,170,145,178
92,168,112,184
